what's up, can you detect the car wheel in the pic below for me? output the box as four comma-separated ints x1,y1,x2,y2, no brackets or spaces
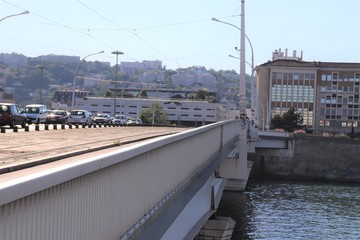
9,119,15,128
36,118,40,124
21,120,26,128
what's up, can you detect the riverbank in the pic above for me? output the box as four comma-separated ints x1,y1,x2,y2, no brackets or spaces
249,134,360,183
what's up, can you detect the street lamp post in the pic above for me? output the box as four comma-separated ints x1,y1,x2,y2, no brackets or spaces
72,50,104,109
0,10,29,22
213,1,248,189
259,89,269,130
212,16,256,121
37,65,46,103
111,51,124,116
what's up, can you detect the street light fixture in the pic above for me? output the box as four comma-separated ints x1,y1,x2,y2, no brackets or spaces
111,50,124,116
0,10,29,22
212,17,254,77
72,50,104,109
212,17,256,122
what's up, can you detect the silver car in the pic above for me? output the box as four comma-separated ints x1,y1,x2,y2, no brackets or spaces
68,110,93,125
112,115,127,125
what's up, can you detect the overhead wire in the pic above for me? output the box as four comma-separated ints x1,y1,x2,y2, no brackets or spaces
1,0,241,68
75,0,180,66
1,0,115,51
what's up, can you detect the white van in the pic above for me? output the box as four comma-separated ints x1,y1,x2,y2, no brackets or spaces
24,104,48,124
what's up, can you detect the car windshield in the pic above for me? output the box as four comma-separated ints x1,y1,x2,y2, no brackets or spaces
96,114,108,118
24,107,39,113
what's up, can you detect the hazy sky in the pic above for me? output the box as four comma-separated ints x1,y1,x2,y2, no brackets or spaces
1,0,359,73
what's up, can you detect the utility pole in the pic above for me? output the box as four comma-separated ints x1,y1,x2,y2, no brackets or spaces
111,51,124,116
37,65,46,103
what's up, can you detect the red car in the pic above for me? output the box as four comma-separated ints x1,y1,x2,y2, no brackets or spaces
0,103,27,128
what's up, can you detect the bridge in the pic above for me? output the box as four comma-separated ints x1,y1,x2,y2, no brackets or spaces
0,121,290,240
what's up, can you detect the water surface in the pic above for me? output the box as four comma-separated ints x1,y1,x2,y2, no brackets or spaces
217,180,360,240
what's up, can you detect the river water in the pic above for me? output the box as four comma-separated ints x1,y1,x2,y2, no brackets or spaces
217,179,360,240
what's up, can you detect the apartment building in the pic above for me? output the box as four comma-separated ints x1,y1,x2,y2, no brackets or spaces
256,49,360,134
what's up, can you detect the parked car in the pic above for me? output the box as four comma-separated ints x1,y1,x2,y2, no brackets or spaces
45,109,69,124
24,104,48,124
67,110,93,125
127,118,143,126
0,103,27,128
112,114,127,125
93,113,112,125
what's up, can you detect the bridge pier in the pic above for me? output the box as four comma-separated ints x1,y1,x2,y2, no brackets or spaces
218,147,250,191
195,217,235,240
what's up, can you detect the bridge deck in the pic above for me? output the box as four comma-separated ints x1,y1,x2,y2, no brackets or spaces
0,125,187,174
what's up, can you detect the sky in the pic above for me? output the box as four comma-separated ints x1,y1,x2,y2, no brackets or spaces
1,0,359,73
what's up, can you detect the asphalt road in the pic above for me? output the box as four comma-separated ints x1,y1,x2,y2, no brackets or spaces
0,124,187,174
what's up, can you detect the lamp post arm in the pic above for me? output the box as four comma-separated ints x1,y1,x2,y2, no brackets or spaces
212,17,254,75
0,10,29,22
72,50,104,109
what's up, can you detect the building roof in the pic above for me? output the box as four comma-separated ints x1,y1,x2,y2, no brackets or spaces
258,59,360,69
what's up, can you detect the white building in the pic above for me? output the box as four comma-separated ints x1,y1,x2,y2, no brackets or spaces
73,96,235,126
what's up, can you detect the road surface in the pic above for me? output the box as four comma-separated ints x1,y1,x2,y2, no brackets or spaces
0,125,188,174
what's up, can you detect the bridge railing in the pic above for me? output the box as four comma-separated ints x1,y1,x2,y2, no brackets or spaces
0,120,240,240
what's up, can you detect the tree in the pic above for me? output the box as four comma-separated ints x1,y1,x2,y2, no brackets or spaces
140,103,169,125
270,114,283,130
270,107,303,132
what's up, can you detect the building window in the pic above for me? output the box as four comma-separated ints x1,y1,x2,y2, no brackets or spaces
332,72,339,80
342,122,347,127
321,74,327,81
325,121,330,126
355,73,360,80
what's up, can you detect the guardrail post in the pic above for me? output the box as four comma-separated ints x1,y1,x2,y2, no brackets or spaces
61,124,65,129
13,127,18,132
35,125,40,131
82,123,86,128
75,124,79,129
69,124,73,129
53,124,57,130
1,127,5,133
25,125,30,132
45,124,49,130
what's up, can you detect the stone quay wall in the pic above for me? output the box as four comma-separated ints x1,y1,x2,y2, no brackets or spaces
249,134,360,183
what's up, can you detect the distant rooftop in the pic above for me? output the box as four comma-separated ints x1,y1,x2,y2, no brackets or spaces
272,48,303,61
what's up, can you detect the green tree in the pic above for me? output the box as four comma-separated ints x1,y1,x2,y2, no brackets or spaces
270,107,303,132
270,114,284,130
140,103,169,125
